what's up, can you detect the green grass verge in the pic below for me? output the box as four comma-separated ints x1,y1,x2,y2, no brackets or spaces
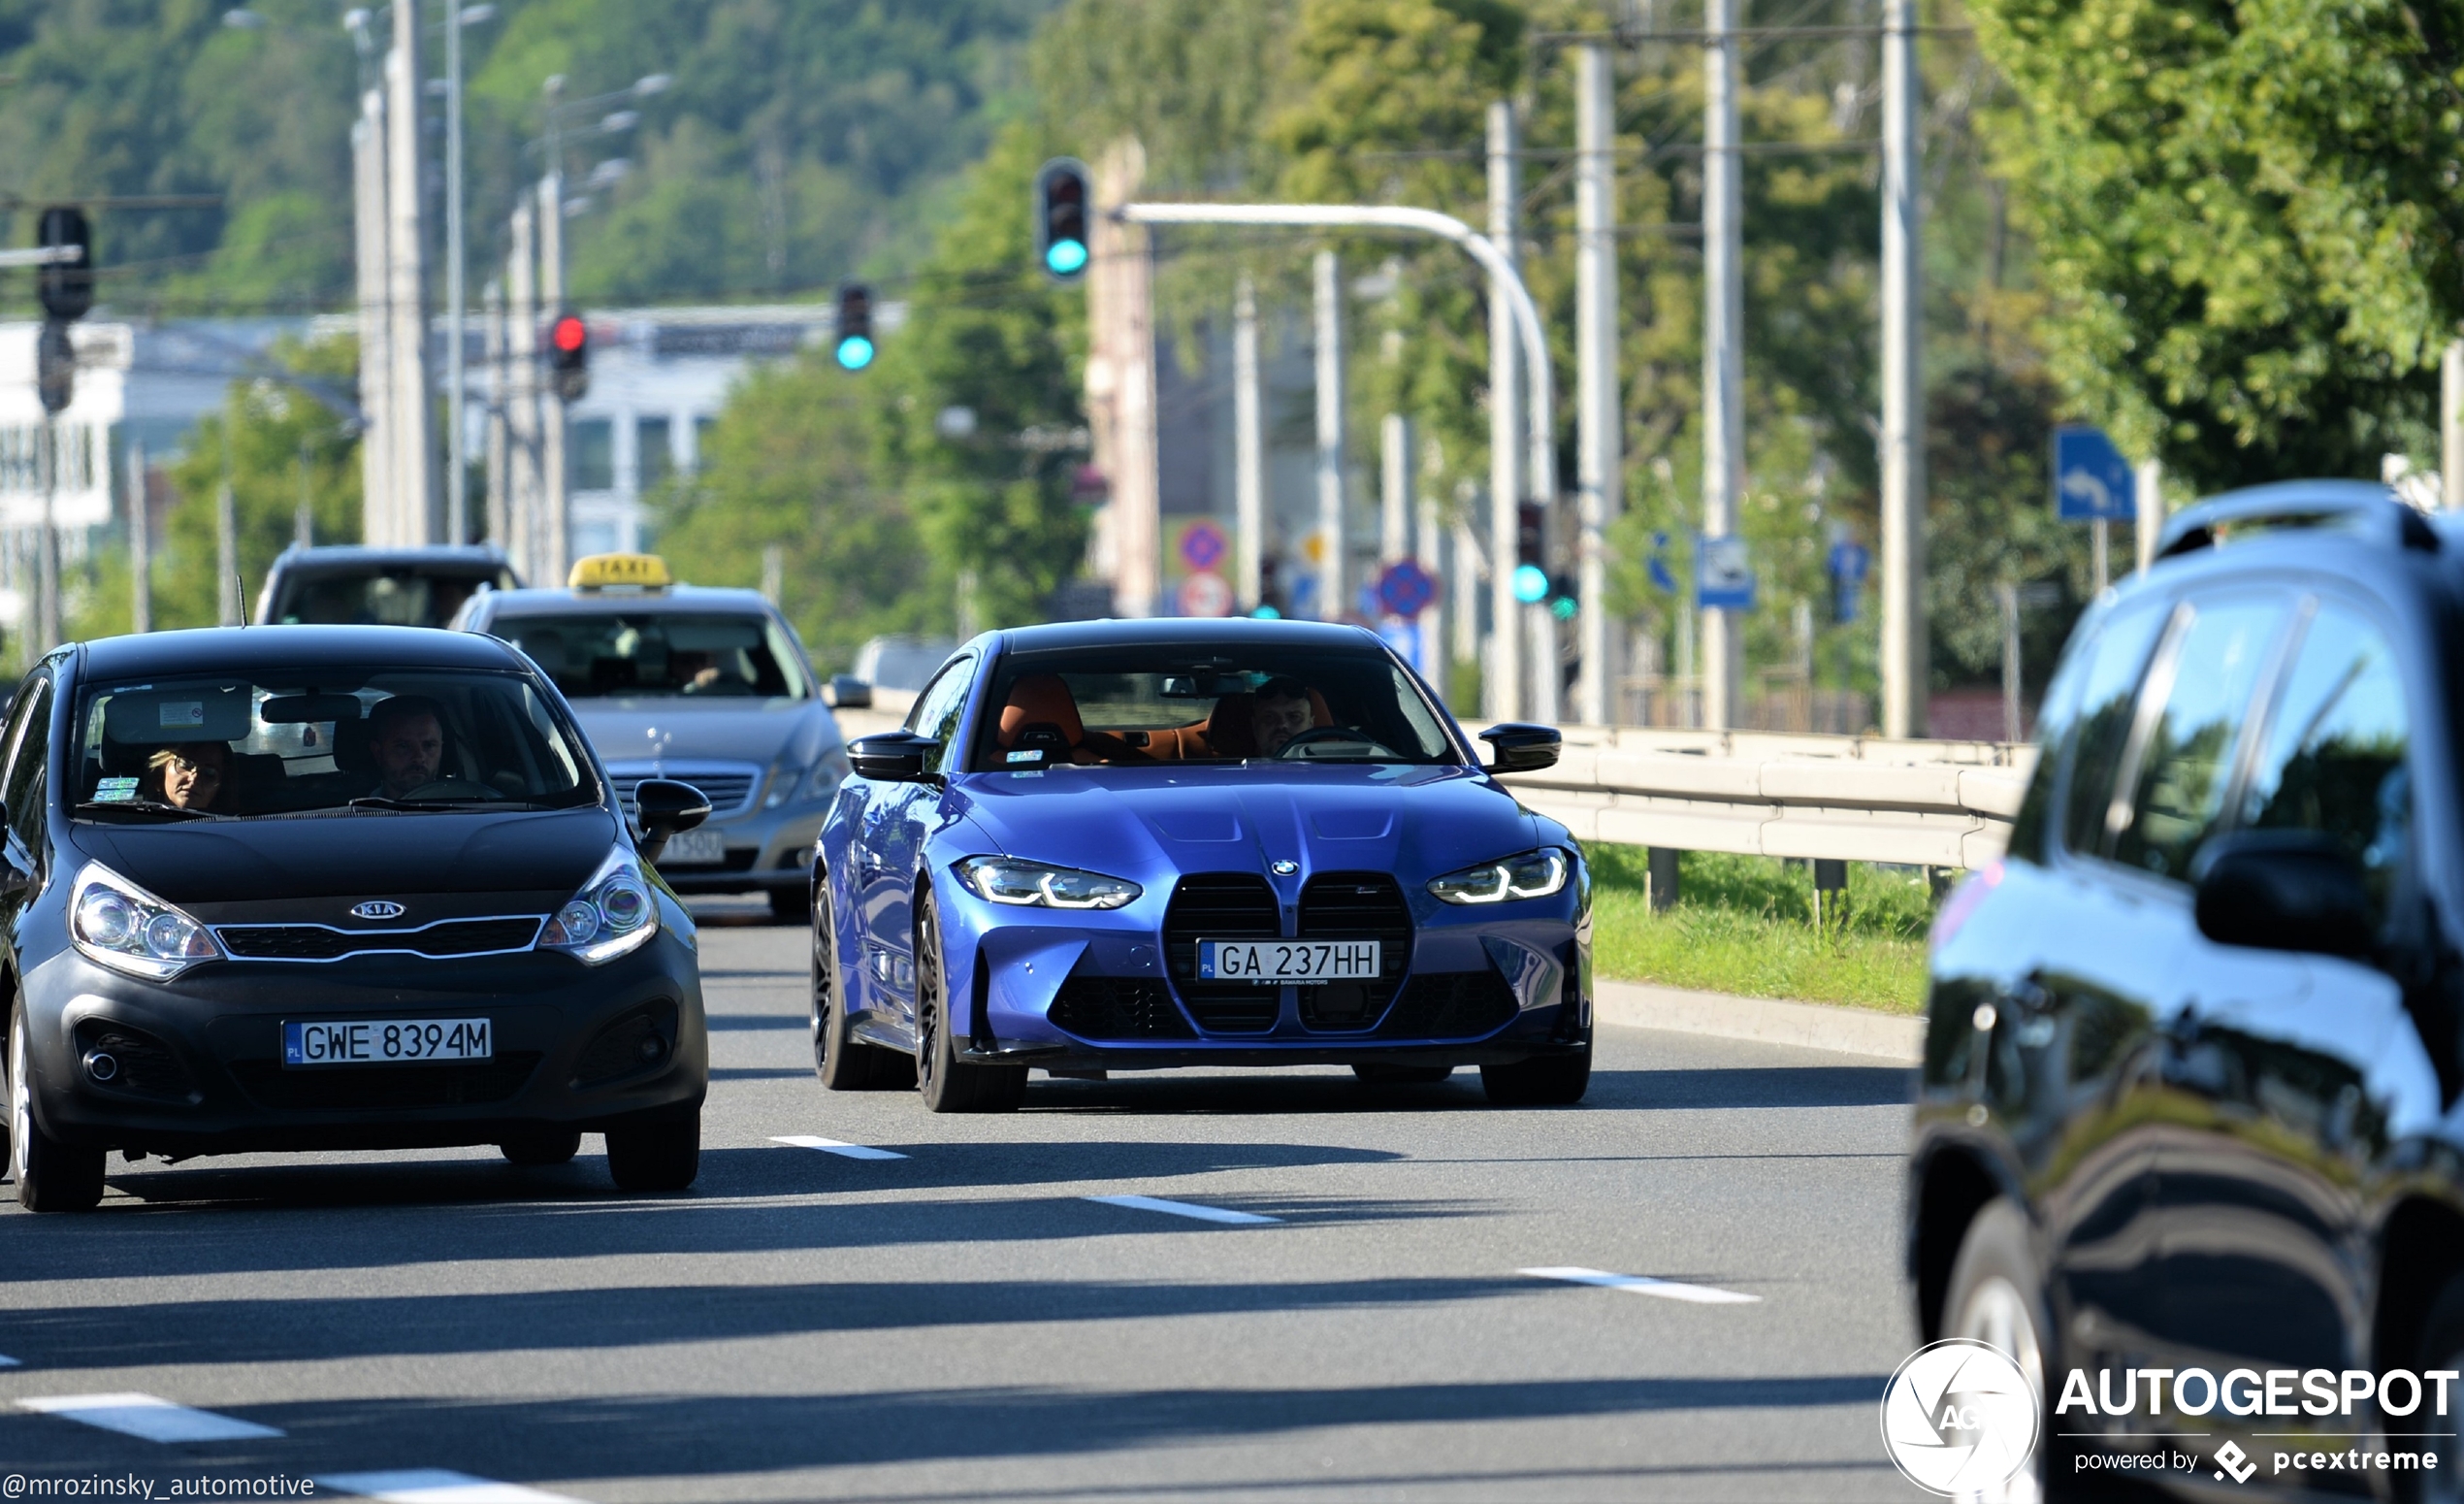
1587,845,1938,1014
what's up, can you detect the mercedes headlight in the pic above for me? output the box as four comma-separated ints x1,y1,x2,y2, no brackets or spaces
765,745,853,809
540,845,659,964
71,863,225,979
1427,848,1570,905
956,856,1142,910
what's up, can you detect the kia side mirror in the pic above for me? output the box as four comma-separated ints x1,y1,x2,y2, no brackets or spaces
849,731,942,783
1478,722,1562,774
825,674,872,709
632,778,712,866
2191,830,2375,960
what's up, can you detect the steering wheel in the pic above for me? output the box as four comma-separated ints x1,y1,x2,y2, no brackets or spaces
1272,725,1401,760
405,776,503,801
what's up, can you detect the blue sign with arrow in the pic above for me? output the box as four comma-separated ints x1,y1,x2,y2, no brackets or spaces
2054,426,2136,521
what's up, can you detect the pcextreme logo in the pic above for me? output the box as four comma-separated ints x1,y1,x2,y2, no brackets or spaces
1880,1339,2039,1497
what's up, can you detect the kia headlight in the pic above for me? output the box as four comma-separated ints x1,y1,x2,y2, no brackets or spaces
956,856,1141,910
1427,848,1570,905
540,845,659,964
71,863,225,980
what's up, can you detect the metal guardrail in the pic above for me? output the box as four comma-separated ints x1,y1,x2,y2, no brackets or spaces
830,692,2034,870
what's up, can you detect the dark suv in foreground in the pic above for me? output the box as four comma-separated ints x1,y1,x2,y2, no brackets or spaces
1912,483,2464,1498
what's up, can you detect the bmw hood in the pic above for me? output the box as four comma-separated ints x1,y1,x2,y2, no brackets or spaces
569,697,844,773
949,764,1551,888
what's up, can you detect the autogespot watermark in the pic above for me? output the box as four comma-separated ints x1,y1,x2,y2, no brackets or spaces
1882,1350,2463,1491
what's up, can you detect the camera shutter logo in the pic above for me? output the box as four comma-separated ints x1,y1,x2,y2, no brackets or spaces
1880,1339,2040,1496
350,900,406,921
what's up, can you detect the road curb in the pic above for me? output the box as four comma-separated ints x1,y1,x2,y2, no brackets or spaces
1595,978,1924,1063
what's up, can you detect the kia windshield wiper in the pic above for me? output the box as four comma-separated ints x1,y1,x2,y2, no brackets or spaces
74,799,219,822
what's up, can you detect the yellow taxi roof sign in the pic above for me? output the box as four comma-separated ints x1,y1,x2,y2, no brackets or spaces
569,552,672,591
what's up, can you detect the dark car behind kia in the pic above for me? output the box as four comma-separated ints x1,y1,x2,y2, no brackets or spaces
0,625,713,1211
1910,483,2464,1496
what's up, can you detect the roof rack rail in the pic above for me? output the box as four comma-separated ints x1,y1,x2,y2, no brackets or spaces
2156,481,2436,562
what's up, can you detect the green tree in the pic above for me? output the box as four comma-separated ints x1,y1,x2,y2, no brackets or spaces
1969,0,2464,488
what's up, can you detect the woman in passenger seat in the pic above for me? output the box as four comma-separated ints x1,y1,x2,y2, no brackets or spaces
144,742,231,812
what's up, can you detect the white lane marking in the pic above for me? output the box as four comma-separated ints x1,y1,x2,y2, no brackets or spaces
320,1471,590,1504
771,1134,907,1161
1519,1265,1762,1304
1085,1193,1280,1226
18,1392,283,1442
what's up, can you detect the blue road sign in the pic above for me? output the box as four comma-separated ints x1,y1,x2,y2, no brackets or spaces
1827,539,1870,624
1376,559,1436,618
2054,426,2136,521
1697,535,1756,611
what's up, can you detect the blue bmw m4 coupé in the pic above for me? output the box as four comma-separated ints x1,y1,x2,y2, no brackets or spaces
810,618,1590,1112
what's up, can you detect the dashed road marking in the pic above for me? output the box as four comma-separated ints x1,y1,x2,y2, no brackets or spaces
1519,1265,1761,1304
1086,1193,1280,1226
321,1471,590,1503
771,1134,907,1161
18,1392,283,1442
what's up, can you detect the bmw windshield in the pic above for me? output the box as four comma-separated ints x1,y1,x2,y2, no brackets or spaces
968,645,1462,768
70,668,599,820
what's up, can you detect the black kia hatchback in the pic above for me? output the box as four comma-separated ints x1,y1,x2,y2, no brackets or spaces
0,625,714,1211
1911,483,2464,1495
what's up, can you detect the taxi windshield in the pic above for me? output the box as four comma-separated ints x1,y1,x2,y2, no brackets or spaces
498,612,813,700
966,645,1460,769
70,668,597,821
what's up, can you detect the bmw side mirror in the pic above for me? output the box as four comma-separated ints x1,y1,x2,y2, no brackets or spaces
849,732,941,783
2191,829,2375,960
632,778,712,866
1478,722,1562,774
825,674,872,709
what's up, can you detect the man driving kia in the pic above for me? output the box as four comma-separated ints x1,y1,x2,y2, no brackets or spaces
367,694,446,799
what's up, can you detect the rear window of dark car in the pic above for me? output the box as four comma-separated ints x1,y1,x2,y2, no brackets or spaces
273,568,516,629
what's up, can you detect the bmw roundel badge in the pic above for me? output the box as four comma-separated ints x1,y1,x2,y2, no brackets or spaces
1271,860,1299,876
350,900,406,921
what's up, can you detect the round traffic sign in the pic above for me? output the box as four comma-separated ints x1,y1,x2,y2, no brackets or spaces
1376,559,1437,618
1177,570,1235,617
1180,520,1229,572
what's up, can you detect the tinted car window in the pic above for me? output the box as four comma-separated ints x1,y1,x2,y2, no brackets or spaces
276,569,512,628
2058,598,2172,857
2241,601,2411,919
2112,596,2286,879
499,612,813,700
906,659,974,774
69,669,593,820
5,674,49,849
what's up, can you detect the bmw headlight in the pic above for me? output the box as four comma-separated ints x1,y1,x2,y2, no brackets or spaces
540,845,660,964
71,863,225,980
1427,848,1570,905
956,856,1141,910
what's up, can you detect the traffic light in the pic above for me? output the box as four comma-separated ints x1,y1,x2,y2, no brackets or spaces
1547,573,1579,621
547,311,589,402
1034,157,1091,282
36,206,92,323
1512,501,1548,603
834,284,874,371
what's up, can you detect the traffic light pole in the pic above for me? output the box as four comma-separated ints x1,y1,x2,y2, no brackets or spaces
1113,200,1559,715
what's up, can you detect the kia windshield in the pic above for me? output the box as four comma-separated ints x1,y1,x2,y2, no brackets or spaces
967,645,1460,769
497,612,814,700
71,669,597,821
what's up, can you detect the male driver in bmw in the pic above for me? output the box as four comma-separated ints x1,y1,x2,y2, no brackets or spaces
1248,676,1314,756
367,694,446,799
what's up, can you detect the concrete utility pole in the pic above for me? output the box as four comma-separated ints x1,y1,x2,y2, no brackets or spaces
1232,272,1265,612
385,2,434,544
352,88,393,545
1486,100,1524,721
505,202,538,581
1880,0,1927,738
1087,140,1160,617
538,172,568,582
215,474,240,627
1574,42,1622,727
1380,413,1412,566
2135,457,2164,573
1452,488,1482,684
2444,338,2463,511
1415,459,1445,700
444,0,470,545
1313,250,1347,621
484,278,508,549
37,419,58,653
1702,0,1745,731
127,442,149,635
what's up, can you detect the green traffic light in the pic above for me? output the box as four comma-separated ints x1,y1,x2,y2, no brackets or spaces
1551,594,1578,621
835,335,875,371
1045,239,1088,276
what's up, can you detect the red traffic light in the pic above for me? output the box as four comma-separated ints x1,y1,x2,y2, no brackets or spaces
547,310,589,402
551,314,588,354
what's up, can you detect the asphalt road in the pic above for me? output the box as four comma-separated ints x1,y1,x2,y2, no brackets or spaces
0,912,1923,1503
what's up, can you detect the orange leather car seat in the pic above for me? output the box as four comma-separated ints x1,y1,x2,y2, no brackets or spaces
997,674,1094,765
